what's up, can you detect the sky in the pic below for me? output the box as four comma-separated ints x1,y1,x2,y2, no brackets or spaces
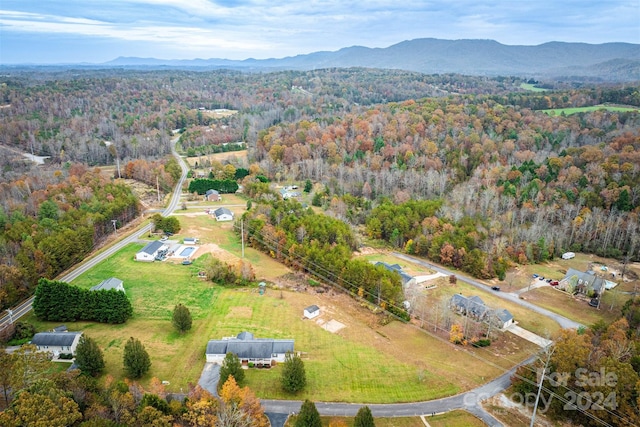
1,0,639,64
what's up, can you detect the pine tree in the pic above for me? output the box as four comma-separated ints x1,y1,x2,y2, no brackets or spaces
354,406,375,427
75,335,105,376
295,400,321,427
172,303,192,333
123,337,151,379
281,351,306,393
219,352,244,388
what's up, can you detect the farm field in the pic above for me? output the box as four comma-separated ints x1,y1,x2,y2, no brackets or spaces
519,83,547,92
542,104,639,115
183,149,248,167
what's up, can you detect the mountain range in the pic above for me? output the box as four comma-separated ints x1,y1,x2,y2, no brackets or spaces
104,38,640,81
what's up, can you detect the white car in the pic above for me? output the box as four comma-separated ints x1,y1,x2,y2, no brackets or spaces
160,236,168,242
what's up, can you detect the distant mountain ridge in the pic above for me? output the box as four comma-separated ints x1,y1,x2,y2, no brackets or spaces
106,38,640,81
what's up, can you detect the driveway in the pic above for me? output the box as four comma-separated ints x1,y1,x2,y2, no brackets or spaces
198,362,220,397
506,324,553,347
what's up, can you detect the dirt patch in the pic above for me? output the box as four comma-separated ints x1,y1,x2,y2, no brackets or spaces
318,319,346,333
192,243,240,264
226,306,253,319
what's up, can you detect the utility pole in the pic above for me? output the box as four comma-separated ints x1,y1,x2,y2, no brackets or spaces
530,346,554,427
241,219,245,258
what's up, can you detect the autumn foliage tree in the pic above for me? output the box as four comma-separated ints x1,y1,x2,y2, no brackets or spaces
219,376,269,427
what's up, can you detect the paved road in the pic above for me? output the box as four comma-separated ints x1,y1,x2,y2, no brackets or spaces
0,135,188,329
393,252,584,330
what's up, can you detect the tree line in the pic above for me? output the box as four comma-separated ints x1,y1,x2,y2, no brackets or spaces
33,278,133,324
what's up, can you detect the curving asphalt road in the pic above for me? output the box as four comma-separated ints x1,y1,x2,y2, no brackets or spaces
0,135,188,330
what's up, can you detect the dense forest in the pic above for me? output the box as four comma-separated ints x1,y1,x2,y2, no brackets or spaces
0,67,638,306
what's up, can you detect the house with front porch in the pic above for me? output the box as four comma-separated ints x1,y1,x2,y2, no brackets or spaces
205,331,294,366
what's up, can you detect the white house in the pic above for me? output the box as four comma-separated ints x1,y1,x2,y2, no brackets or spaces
304,305,320,319
562,252,576,260
31,332,82,357
213,207,234,222
136,241,164,262
205,331,294,365
90,277,124,292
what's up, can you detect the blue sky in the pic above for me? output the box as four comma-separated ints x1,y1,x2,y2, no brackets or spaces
1,0,638,64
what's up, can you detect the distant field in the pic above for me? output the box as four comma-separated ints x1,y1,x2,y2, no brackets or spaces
519,83,547,92
542,104,639,115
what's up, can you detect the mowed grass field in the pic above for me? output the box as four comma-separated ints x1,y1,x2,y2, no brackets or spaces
23,214,541,403
542,104,639,115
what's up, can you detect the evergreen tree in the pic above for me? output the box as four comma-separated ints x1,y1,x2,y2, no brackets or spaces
295,400,321,427
354,406,375,427
218,352,244,388
281,351,306,393
75,335,105,376
123,337,151,379
304,179,312,193
172,303,192,333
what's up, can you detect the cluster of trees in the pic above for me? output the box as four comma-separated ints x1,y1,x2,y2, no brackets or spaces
187,177,239,194
0,344,268,426
242,198,407,316
121,157,181,192
511,297,640,426
203,257,255,287
150,213,181,235
0,166,139,310
33,278,133,323
294,400,376,427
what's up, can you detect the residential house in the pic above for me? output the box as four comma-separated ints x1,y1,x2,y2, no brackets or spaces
304,305,320,319
491,309,515,329
559,268,605,296
213,207,234,222
135,240,165,262
374,262,416,287
450,294,490,321
279,187,301,200
31,332,82,357
205,331,294,365
205,189,221,201
90,277,125,292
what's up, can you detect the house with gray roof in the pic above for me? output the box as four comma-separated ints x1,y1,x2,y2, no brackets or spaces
136,240,164,262
559,268,605,296
205,331,294,365
90,277,124,292
375,262,416,287
213,207,234,221
450,294,490,321
31,331,82,357
205,189,221,201
492,308,515,329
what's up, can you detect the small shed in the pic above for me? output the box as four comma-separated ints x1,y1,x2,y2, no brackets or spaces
90,277,125,292
304,305,320,319
183,237,199,245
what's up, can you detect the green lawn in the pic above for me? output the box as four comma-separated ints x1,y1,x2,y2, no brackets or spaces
519,83,547,92
542,104,639,115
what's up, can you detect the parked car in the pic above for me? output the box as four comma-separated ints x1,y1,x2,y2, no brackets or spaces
546,278,552,282
538,276,545,281
182,260,192,265
160,236,168,242
550,280,559,286
491,286,501,291
532,274,539,278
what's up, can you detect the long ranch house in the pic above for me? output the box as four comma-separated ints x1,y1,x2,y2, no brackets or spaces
205,331,294,366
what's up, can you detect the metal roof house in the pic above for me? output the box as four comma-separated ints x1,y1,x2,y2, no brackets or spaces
31,332,82,357
213,207,234,222
205,331,294,365
135,240,164,262
90,277,124,292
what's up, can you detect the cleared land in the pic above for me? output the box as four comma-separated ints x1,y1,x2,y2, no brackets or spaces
542,104,639,115
519,83,547,92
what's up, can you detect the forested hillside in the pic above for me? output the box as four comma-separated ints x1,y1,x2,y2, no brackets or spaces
0,68,638,304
